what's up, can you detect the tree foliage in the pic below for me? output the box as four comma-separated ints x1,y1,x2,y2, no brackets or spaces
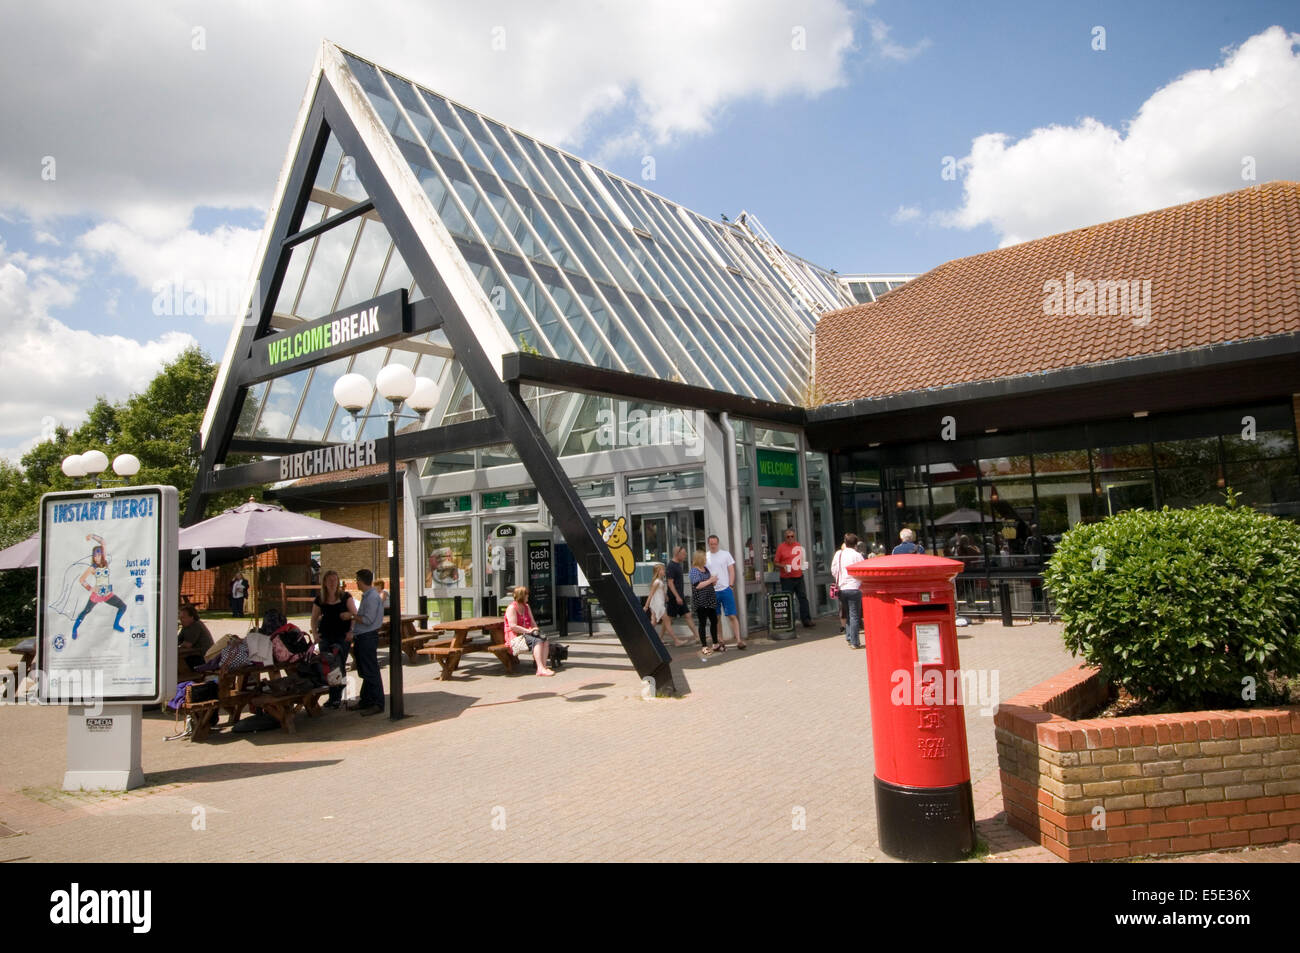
0,345,259,633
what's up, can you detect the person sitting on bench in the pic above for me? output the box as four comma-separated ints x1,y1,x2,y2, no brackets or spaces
505,585,554,677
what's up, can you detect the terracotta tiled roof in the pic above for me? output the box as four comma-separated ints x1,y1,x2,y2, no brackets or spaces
286,460,405,489
814,182,1300,405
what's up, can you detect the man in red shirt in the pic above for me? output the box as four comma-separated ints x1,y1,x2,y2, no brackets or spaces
774,529,814,628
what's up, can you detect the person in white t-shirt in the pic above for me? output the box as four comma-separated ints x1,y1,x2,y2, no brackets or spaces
831,533,867,649
706,534,746,650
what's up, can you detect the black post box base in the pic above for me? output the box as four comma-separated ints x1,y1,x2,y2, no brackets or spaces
874,775,976,862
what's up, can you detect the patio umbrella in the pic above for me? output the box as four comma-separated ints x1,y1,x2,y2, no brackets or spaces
0,533,38,570
180,497,380,551
933,508,985,526
179,498,380,614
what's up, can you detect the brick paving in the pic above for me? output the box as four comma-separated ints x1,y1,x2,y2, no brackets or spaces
0,618,1295,862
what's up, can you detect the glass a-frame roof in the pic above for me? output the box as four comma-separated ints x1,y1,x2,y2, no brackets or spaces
336,47,853,405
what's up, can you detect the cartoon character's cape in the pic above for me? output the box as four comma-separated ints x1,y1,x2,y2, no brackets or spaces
47,557,94,621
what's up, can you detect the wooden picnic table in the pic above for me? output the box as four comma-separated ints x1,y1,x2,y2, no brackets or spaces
416,616,517,681
377,613,426,650
247,683,330,733
179,662,288,741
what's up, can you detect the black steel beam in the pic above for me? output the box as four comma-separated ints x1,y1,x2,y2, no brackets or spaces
199,417,506,496
227,437,335,456
805,345,1300,453
187,77,333,525
282,198,375,248
503,352,805,426
316,79,677,693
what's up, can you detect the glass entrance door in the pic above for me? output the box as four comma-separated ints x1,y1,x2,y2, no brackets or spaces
484,524,521,615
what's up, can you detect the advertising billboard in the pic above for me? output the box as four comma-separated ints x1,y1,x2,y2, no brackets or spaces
37,486,177,706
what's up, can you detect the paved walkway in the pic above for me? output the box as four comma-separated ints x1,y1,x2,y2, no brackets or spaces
1,618,1294,862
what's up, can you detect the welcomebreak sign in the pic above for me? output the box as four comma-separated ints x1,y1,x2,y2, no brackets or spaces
239,289,408,385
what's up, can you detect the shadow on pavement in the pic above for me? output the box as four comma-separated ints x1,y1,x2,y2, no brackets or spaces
144,759,344,786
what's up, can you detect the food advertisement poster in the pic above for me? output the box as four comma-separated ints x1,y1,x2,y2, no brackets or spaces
425,524,472,588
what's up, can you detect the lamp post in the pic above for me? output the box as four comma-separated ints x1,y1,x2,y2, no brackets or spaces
61,452,142,488
333,367,438,721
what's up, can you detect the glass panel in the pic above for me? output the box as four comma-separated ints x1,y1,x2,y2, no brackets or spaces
257,369,310,439
314,134,345,192
979,455,1036,564
294,216,363,318
336,218,392,307
455,106,525,187
924,460,980,564
1029,448,1094,550
1222,427,1298,462
1225,458,1300,517
375,245,414,297
839,469,885,556
424,524,473,590
290,356,351,442
1091,443,1155,517
574,479,615,499
234,382,270,438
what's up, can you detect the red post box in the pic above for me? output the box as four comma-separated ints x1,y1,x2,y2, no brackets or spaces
848,554,975,861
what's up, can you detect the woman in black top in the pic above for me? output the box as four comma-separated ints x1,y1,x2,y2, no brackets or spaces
311,570,357,708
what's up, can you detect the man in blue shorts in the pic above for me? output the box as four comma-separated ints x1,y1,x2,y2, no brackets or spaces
706,535,747,650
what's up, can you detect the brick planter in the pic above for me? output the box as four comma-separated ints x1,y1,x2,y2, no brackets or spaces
995,665,1300,861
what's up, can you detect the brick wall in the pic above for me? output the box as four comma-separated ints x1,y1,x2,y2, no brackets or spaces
180,545,310,616
318,502,405,596
996,665,1300,861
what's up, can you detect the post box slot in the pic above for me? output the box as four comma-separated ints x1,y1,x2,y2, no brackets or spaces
901,603,949,614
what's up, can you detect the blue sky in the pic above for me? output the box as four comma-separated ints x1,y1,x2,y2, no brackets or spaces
0,0,1297,460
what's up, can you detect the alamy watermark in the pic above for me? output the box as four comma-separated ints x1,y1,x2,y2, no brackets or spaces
890,665,1001,716
596,405,702,458
2,663,105,715
1042,272,1152,326
152,276,260,321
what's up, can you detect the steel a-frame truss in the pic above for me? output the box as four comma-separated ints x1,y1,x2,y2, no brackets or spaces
190,51,676,693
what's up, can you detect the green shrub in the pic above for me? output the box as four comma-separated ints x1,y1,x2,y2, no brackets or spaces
1043,502,1300,711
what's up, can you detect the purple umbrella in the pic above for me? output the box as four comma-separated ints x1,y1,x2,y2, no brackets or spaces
0,533,38,570
179,497,380,551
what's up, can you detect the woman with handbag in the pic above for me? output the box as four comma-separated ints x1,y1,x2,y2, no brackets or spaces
506,585,555,677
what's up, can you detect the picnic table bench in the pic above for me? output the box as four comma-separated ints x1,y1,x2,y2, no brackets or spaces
247,683,331,733
416,617,517,680
378,613,426,651
177,662,287,741
6,637,35,675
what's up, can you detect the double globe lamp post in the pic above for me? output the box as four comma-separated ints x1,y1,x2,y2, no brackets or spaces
60,450,141,487
332,366,437,720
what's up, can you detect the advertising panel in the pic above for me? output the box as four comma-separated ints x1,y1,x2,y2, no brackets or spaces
38,486,177,706
424,523,473,589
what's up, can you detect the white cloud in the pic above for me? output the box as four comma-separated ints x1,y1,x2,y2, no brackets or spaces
0,245,195,462
79,220,262,324
0,0,861,228
867,18,930,63
939,26,1300,246
890,204,921,224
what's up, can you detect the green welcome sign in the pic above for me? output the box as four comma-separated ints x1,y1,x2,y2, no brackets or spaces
756,448,799,488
